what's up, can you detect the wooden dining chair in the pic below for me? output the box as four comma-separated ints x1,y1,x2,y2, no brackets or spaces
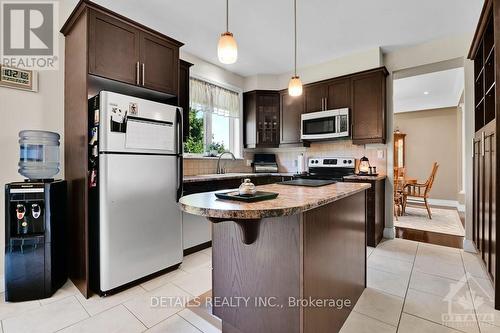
393,167,406,219
403,162,439,219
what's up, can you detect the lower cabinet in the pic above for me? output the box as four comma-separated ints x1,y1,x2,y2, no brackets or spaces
182,212,211,251
473,125,497,282
344,178,385,247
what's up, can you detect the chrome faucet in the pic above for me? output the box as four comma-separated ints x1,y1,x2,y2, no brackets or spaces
216,151,236,174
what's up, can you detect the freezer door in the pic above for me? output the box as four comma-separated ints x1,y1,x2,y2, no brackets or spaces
99,154,182,292
98,91,181,154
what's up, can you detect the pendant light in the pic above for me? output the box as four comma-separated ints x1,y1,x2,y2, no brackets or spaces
288,0,303,96
218,0,238,64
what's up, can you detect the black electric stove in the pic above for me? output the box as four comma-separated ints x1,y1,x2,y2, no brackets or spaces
295,157,355,181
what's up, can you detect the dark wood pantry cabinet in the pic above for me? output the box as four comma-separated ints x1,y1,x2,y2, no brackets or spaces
469,0,499,310
244,91,280,148
61,0,183,298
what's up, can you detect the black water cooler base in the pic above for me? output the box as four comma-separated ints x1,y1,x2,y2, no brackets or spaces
4,180,67,302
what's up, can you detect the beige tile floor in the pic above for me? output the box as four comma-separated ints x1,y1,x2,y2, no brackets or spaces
0,240,498,333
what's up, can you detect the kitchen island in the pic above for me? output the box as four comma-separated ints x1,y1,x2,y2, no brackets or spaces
179,182,370,333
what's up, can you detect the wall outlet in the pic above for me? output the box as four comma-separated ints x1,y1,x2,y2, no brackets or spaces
377,150,384,159
246,159,252,167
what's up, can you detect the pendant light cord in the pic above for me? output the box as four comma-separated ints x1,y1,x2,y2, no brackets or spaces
294,0,297,76
226,0,229,32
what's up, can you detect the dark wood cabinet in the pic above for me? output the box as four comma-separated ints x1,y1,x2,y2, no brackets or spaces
140,32,179,95
61,0,183,298
473,125,496,284
304,78,350,113
89,10,140,85
179,60,193,142
344,177,385,247
327,78,351,110
246,69,385,147
351,68,387,144
87,6,181,96
280,90,306,146
244,91,280,148
469,0,499,309
304,83,327,113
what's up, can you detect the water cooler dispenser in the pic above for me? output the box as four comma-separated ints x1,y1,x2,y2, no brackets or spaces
4,131,67,301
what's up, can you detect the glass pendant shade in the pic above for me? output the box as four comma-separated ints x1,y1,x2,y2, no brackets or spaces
288,75,303,96
217,32,238,64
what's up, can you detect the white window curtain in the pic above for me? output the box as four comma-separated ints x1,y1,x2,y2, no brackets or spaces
190,78,240,118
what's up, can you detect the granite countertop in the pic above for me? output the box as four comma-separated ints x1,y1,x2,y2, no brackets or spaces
183,172,296,183
179,182,371,220
343,174,387,181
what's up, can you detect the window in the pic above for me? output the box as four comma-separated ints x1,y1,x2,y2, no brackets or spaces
185,78,241,157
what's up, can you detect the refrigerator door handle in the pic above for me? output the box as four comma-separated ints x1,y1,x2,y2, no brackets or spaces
176,108,183,201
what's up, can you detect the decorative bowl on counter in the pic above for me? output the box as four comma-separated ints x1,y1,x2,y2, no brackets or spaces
238,178,257,196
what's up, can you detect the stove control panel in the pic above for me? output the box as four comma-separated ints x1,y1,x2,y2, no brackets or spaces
308,157,355,168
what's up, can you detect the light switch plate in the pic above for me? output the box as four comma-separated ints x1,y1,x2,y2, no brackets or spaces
377,150,384,159
246,159,252,167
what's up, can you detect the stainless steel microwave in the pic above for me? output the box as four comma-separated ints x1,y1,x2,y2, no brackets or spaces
301,108,350,141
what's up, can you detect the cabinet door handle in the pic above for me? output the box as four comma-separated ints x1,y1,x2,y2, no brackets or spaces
325,97,328,110
142,63,145,86
481,131,485,157
136,62,140,85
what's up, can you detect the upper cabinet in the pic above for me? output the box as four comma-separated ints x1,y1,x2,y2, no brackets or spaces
280,90,305,146
140,32,179,95
304,83,327,113
244,91,280,148
327,78,350,110
243,68,387,147
351,68,388,144
86,6,182,96
304,77,351,113
89,10,140,85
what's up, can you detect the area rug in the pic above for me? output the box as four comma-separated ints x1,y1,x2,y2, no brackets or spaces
395,206,465,237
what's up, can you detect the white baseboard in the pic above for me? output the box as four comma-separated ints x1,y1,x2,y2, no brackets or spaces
383,227,395,239
408,198,464,211
427,198,459,208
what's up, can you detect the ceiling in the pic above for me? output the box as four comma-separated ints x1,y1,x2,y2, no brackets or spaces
393,67,464,113
91,0,482,77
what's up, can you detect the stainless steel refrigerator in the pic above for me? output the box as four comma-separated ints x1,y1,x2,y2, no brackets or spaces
88,91,183,294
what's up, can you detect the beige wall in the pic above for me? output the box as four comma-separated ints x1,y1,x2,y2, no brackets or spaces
394,107,459,201
383,32,475,242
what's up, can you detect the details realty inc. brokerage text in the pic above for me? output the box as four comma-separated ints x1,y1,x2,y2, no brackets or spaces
151,296,352,309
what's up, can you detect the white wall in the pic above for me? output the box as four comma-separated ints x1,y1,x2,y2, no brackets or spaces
180,51,245,91
244,47,383,91
383,33,475,242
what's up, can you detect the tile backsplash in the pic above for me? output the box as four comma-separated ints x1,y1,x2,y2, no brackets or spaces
183,157,253,176
183,140,386,176
275,141,387,174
